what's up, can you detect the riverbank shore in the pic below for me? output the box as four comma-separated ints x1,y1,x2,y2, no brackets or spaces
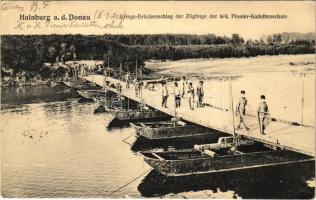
1,60,104,87
1,69,66,87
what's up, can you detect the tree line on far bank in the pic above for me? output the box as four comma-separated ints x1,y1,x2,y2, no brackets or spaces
1,33,315,76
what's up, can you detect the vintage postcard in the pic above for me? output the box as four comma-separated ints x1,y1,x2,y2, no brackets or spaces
1,1,315,199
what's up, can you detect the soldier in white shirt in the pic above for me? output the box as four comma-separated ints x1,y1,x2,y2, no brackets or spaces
188,82,195,110
180,76,187,99
161,81,169,108
175,82,181,108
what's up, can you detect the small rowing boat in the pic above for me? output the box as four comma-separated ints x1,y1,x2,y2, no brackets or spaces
108,107,170,121
63,81,100,90
63,81,77,88
141,136,314,176
77,89,105,100
93,95,123,113
130,120,214,139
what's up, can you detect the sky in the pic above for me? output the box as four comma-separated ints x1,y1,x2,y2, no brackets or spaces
0,1,315,40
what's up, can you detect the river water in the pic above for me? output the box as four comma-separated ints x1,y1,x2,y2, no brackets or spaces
1,84,315,198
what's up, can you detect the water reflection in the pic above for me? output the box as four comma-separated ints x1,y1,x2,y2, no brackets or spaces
1,100,148,198
1,85,77,105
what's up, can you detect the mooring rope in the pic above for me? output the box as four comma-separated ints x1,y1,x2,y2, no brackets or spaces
122,133,135,146
107,168,151,196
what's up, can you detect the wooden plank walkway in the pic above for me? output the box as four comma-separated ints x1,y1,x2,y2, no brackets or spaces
83,74,315,156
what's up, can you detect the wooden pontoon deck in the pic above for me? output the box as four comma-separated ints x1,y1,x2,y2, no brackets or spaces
82,74,315,157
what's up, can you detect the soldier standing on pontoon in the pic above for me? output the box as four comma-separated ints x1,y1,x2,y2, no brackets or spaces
137,80,143,98
257,95,269,135
236,90,250,131
196,80,204,108
175,82,181,108
124,71,130,88
180,76,187,99
188,82,195,110
161,81,169,108
116,83,122,94
133,77,139,97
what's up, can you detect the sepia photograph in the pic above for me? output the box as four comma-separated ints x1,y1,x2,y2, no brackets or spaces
1,1,315,199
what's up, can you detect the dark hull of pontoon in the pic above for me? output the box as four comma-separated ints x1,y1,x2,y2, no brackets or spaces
143,150,313,176
63,81,100,90
108,108,170,121
78,89,105,100
132,123,214,139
